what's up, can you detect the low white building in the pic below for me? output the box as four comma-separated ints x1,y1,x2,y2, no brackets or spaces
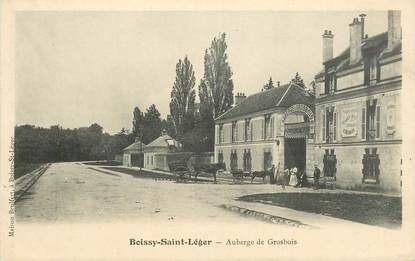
122,139,146,167
143,130,181,170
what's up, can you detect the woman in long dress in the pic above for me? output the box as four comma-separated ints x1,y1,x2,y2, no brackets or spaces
289,167,298,186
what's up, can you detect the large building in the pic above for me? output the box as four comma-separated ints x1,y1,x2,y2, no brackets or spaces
313,11,402,192
214,83,315,175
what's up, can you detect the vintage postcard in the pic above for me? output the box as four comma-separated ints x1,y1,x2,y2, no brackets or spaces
1,0,414,260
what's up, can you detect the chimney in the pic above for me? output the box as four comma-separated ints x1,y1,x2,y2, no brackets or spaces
387,10,401,50
349,17,363,65
359,14,366,39
235,92,246,106
161,129,167,136
322,30,334,63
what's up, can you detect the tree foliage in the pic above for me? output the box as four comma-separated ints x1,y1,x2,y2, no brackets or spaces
169,56,196,138
132,106,144,140
162,115,177,138
142,104,163,144
291,72,305,88
199,33,234,120
262,77,275,91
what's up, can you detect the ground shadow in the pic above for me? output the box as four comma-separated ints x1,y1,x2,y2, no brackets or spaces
237,192,401,229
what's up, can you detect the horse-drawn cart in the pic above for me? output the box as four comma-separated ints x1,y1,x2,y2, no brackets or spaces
168,158,225,183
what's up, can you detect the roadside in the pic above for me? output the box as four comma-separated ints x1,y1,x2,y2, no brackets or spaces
14,163,50,201
87,162,401,230
14,163,42,179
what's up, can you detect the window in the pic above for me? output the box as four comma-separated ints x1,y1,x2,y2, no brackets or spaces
147,156,149,165
151,156,153,165
218,150,224,164
322,111,326,142
325,73,336,94
231,121,237,143
230,150,238,171
265,114,272,139
369,56,378,83
362,148,380,183
261,119,265,140
376,106,381,139
323,149,337,179
243,149,252,172
366,99,378,141
365,55,379,86
263,150,273,170
245,118,251,141
361,108,366,140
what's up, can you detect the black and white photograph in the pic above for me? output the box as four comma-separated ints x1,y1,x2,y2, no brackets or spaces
1,1,414,260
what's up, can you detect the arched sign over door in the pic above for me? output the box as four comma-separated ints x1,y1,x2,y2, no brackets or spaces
281,104,315,138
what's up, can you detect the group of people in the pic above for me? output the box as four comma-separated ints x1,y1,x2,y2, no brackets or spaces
271,163,321,190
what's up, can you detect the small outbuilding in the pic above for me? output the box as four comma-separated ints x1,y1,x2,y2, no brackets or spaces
122,138,146,167
143,130,183,170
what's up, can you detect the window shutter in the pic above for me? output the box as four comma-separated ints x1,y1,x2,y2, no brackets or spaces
376,106,381,138
322,111,326,142
333,112,337,141
242,121,245,142
261,119,265,140
249,121,252,141
215,125,220,144
362,108,366,140
271,117,274,139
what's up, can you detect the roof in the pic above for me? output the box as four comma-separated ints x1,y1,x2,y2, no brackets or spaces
123,141,146,152
316,31,401,79
215,83,314,121
324,32,400,70
145,134,178,148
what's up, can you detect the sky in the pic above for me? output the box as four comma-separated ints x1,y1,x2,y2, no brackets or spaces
15,11,388,134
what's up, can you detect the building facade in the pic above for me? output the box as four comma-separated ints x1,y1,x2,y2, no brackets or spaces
143,130,181,170
313,11,402,192
122,139,146,167
214,83,315,175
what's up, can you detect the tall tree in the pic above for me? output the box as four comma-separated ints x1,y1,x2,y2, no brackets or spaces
291,72,305,88
262,77,275,91
142,104,162,144
199,33,234,120
162,115,177,138
169,56,196,138
132,106,144,140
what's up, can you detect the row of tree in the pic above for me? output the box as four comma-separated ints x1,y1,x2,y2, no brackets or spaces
15,32,312,166
131,33,311,153
130,33,234,152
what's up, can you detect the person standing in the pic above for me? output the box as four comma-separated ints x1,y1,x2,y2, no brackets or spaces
289,166,298,186
313,164,321,190
269,164,276,184
281,167,289,189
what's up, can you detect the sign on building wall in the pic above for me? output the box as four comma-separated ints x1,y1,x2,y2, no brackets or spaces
341,108,358,137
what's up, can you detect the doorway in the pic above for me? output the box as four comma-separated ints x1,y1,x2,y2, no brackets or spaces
284,138,306,171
